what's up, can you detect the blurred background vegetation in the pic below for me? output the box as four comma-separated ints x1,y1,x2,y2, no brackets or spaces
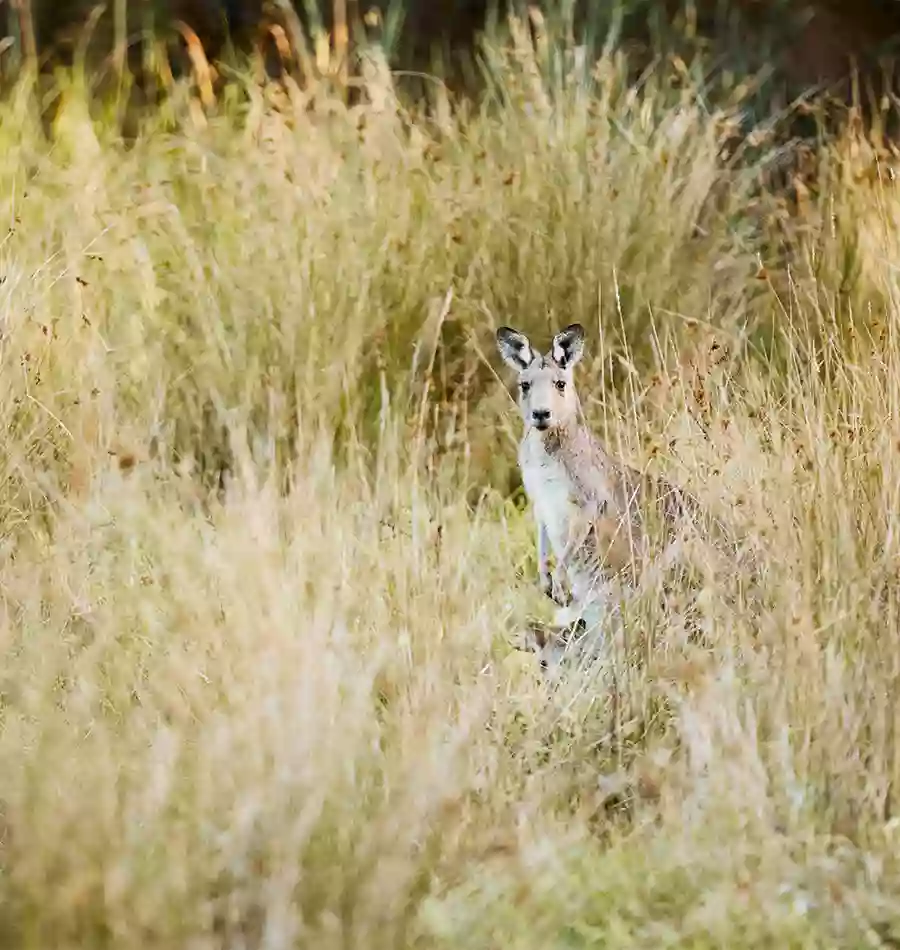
5,1,900,115
2,0,898,487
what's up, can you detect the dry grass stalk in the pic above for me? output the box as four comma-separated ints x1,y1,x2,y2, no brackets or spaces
171,19,216,112
10,0,36,69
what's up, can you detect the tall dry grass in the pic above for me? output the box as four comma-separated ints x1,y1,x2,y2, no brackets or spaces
2,19,900,949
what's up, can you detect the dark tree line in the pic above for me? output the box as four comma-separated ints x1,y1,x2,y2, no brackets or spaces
3,0,900,102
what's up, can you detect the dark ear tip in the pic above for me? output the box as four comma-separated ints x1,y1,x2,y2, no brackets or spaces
564,323,585,336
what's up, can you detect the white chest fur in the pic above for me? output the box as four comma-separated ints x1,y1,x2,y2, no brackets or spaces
519,439,578,560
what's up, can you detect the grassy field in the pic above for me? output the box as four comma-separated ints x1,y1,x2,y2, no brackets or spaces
3,24,900,949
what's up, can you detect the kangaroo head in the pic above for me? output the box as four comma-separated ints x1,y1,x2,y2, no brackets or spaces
519,616,589,675
496,323,585,435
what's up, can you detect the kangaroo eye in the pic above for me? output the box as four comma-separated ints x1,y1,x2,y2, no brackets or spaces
554,380,566,392
520,381,531,394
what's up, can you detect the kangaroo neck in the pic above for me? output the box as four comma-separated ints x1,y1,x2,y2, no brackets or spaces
532,416,580,456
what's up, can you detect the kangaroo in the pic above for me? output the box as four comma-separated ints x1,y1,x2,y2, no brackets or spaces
496,323,726,669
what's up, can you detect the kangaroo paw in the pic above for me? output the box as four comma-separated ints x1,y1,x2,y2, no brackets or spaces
541,574,571,607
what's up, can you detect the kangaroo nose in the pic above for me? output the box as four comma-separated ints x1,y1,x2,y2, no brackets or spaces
532,409,551,426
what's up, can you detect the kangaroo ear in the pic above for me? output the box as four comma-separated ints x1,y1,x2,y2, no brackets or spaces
496,326,537,371
550,323,585,368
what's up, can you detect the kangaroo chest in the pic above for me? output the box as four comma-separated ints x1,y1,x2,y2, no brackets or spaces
520,437,634,579
519,443,581,560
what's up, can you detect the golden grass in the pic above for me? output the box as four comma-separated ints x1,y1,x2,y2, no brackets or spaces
2,27,900,949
